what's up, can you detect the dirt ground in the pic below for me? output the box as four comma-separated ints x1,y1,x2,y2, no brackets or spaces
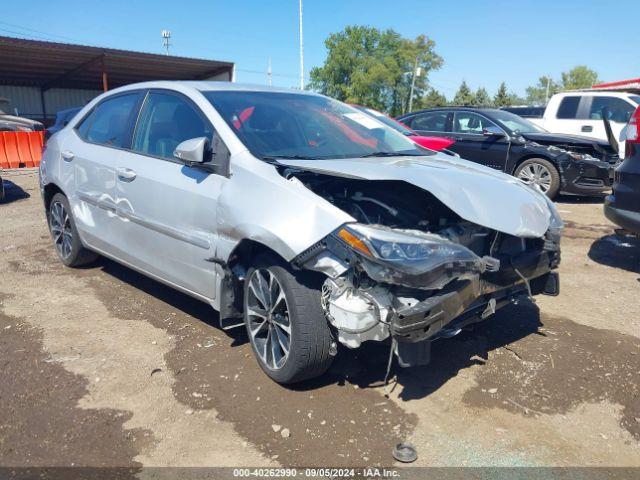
1,169,639,470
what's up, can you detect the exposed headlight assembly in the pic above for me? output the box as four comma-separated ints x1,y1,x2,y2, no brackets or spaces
334,224,490,289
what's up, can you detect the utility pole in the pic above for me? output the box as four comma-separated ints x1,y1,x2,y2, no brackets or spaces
267,57,273,86
161,30,171,56
298,0,304,90
408,58,420,113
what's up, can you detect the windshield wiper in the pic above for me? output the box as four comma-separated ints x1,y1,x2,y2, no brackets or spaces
360,151,423,158
262,154,323,161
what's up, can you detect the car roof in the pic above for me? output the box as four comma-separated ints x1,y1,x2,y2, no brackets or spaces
399,106,503,117
106,80,319,97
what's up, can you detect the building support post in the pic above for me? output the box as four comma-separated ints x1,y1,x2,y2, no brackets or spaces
40,87,47,122
101,57,108,92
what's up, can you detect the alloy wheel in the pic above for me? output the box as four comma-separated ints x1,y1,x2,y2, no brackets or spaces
517,162,552,194
246,268,292,370
50,201,73,260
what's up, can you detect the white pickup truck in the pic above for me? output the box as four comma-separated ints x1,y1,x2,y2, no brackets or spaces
529,91,640,157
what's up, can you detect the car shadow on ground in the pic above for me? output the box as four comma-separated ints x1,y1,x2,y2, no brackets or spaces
308,302,543,401
0,179,30,204
588,234,640,274
555,194,606,205
95,256,543,399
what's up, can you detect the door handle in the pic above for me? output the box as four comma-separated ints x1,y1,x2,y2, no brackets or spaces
61,150,74,162
117,168,137,182
581,125,593,133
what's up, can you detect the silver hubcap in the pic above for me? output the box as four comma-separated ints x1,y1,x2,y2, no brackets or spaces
246,268,291,370
50,201,73,260
517,163,552,194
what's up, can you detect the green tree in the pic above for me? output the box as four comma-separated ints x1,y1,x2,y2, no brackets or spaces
561,65,599,90
452,80,474,106
308,26,442,116
419,88,448,108
493,82,518,107
474,87,492,107
525,76,561,105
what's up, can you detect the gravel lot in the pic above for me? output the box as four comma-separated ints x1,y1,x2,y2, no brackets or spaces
1,169,639,469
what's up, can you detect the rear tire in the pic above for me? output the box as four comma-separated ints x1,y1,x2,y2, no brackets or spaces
47,193,98,267
515,158,561,199
244,253,335,384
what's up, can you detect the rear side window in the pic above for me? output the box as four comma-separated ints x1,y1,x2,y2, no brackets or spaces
452,112,499,134
76,93,139,147
589,97,636,123
408,112,449,132
556,96,581,119
132,91,212,160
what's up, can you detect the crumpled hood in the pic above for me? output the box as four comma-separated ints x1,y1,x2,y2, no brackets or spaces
279,154,552,238
521,131,610,149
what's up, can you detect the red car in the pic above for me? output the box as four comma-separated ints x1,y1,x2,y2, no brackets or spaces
351,104,455,153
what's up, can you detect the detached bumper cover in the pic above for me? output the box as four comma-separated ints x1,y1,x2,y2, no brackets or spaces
560,157,613,195
604,195,640,235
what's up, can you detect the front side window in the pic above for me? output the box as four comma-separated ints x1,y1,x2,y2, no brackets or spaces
76,93,139,148
204,91,429,160
589,97,636,124
556,96,581,119
133,91,212,160
408,112,449,132
452,112,498,134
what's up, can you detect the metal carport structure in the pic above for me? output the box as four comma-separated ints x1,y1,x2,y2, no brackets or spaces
0,36,234,123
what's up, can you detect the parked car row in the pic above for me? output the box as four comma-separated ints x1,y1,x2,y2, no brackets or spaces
396,107,618,198
40,81,563,384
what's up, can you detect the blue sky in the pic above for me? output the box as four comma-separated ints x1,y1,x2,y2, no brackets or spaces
1,0,637,99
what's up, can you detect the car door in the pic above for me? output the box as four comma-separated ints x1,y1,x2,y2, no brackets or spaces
448,111,510,170
64,91,142,254
113,89,226,300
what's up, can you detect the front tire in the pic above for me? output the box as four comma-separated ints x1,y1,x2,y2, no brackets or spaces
47,193,98,267
515,158,561,199
244,254,334,384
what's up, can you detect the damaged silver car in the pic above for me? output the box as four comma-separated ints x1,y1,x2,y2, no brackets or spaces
39,82,562,384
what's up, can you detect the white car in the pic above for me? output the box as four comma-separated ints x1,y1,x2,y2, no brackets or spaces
39,81,562,384
530,91,640,157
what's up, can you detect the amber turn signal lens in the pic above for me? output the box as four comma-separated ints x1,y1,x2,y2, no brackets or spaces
337,228,373,257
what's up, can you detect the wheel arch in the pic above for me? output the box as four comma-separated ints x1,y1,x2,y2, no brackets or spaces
43,182,66,210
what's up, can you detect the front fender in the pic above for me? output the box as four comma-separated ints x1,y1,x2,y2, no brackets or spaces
214,152,354,263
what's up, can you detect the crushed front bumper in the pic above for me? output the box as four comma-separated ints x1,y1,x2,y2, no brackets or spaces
391,250,559,343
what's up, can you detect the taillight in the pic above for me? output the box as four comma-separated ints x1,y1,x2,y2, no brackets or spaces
628,106,639,143
625,106,639,158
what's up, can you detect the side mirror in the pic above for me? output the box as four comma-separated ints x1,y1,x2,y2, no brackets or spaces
174,137,209,164
483,125,505,137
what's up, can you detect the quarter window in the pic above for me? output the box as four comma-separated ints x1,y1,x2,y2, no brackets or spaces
132,92,212,160
76,93,139,147
408,112,449,132
556,96,581,119
452,112,498,134
589,97,636,123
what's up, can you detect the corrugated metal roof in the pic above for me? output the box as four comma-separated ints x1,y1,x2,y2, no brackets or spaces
0,36,234,90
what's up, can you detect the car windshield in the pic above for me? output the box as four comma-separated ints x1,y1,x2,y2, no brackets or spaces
630,95,640,106
352,105,415,136
204,91,431,160
489,110,547,134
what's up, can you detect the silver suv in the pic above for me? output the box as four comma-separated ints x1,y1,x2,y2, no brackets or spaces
40,81,563,384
